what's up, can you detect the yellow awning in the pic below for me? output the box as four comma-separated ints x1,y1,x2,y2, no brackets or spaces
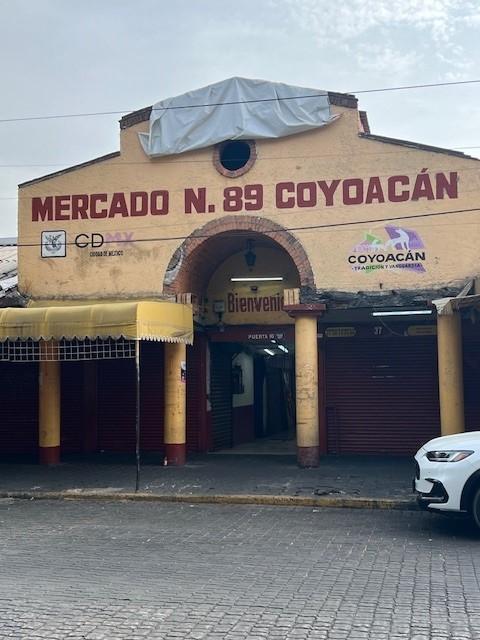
0,301,193,344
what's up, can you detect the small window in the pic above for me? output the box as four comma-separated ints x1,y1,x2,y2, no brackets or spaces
220,141,251,171
214,140,256,177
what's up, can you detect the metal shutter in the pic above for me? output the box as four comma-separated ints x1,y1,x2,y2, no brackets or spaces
97,358,136,453
325,331,439,455
464,330,480,432
97,345,167,454
186,334,207,453
61,362,83,453
0,362,38,458
210,343,233,450
138,341,165,453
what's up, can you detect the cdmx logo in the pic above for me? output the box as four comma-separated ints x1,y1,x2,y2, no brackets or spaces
74,233,105,248
74,231,134,248
40,231,135,258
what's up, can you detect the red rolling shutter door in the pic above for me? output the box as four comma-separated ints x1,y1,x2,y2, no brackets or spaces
97,358,136,452
61,362,84,453
0,362,38,457
464,330,480,432
210,344,233,450
186,335,206,453
0,338,202,458
325,332,440,455
139,341,165,452
97,343,166,453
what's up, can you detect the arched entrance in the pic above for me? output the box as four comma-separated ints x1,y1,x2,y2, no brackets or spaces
163,217,321,464
163,215,315,296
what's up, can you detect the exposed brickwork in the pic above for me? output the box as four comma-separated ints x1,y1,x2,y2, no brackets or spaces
359,110,371,134
119,106,153,129
213,140,257,178
163,216,315,295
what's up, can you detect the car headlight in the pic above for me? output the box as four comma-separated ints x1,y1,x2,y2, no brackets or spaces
426,450,474,462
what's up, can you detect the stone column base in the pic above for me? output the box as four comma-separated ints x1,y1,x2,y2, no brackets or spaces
297,446,319,468
165,443,186,466
39,445,60,465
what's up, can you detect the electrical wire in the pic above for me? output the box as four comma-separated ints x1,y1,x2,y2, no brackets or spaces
0,141,479,169
1,80,478,240
8,205,480,248
0,79,479,123
13,200,480,249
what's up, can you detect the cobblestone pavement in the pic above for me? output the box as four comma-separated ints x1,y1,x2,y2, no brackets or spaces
0,500,480,639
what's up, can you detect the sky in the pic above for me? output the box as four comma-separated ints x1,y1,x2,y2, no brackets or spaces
1,0,479,237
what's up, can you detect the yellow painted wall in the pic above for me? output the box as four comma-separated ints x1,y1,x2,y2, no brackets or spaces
18,102,480,302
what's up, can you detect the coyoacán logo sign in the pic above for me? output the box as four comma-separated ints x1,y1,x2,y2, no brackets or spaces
348,226,426,273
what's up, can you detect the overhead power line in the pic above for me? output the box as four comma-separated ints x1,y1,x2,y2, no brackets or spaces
0,79,479,124
10,205,480,248
352,79,480,94
0,143,479,169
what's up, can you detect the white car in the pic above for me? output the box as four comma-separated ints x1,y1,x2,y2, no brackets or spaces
414,432,480,528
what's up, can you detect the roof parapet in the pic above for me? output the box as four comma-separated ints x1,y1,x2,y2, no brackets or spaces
359,133,478,160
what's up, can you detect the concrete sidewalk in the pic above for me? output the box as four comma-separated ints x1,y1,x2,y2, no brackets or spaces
0,453,417,509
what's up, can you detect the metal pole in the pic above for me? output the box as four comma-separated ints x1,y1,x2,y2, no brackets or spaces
135,340,141,492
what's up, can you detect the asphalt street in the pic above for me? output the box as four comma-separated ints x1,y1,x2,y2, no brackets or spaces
0,500,479,639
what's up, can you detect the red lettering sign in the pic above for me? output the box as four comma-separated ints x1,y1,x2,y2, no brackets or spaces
29,171,460,223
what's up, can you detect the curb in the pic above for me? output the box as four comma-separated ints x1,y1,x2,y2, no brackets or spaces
0,490,418,510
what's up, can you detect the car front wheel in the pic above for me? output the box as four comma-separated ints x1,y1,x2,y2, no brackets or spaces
471,487,480,530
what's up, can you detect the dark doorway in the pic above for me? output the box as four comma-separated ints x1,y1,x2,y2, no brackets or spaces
209,338,295,452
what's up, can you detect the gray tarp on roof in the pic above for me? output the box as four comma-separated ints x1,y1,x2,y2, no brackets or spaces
139,77,337,157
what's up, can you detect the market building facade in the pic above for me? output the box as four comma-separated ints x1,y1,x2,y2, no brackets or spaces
4,77,480,466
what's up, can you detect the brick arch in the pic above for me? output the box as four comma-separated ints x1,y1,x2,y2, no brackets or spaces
163,216,315,295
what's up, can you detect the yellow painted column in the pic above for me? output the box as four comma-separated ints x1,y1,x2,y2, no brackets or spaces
437,313,465,436
164,342,187,465
295,315,319,467
39,354,61,464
